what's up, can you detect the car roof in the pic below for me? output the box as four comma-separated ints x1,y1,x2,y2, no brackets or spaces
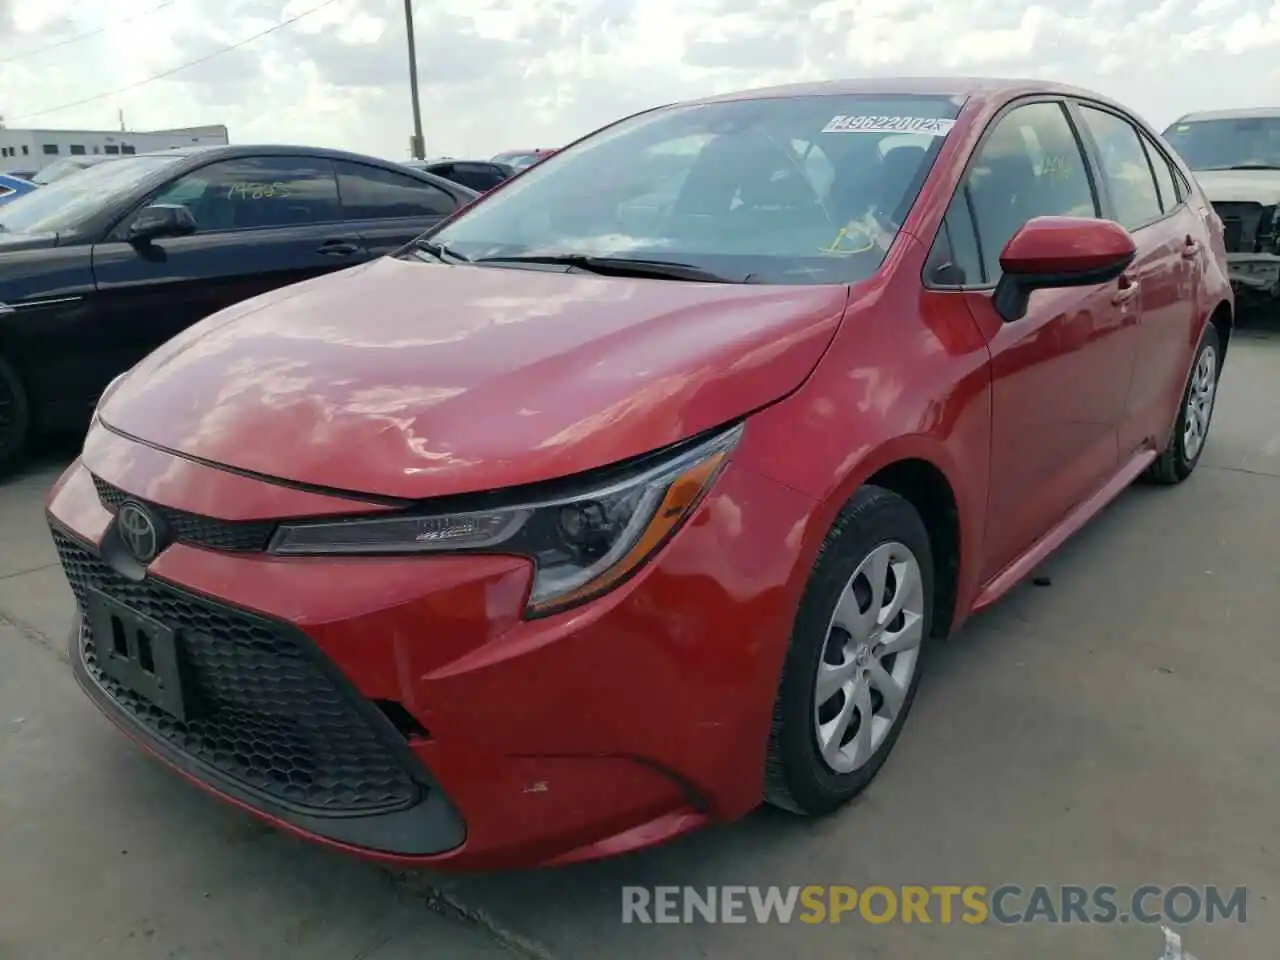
135,143,425,164
423,158,489,166
1170,107,1280,123
682,76,1121,109
132,143,479,197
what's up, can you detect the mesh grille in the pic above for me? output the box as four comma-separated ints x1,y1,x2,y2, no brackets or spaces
1211,201,1271,254
91,475,276,553
54,530,422,816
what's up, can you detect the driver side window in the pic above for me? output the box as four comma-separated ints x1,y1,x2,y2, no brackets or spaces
139,156,341,234
964,101,1099,283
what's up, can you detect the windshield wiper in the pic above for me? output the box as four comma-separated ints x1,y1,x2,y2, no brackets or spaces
472,253,750,283
1204,163,1280,171
412,238,470,262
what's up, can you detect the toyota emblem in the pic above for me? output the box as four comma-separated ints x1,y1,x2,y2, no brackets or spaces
117,502,162,563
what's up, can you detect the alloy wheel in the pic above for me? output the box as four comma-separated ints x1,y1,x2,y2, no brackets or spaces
1182,344,1217,462
813,540,925,775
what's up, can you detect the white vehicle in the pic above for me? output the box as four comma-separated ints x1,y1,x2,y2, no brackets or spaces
1163,108,1280,309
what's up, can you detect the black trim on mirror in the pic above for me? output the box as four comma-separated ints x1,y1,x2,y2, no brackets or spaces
993,250,1136,323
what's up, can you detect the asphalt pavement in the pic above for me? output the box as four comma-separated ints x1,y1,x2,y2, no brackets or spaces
1,327,1277,960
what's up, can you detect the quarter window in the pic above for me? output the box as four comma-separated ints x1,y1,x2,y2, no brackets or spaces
335,161,457,219
1076,105,1163,230
147,156,341,232
927,190,985,286
964,101,1098,283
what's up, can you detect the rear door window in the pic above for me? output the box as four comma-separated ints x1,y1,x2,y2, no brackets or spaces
1075,105,1164,229
335,161,457,219
1140,133,1181,213
450,164,506,191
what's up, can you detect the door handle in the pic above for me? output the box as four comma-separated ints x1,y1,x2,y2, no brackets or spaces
317,239,360,256
1111,274,1140,306
1181,236,1201,259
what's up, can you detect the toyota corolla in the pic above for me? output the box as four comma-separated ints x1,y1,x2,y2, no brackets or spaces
46,77,1231,871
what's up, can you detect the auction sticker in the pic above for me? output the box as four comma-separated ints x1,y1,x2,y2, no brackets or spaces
822,115,956,136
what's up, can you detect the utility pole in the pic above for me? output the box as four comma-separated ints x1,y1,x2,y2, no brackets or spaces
403,0,425,159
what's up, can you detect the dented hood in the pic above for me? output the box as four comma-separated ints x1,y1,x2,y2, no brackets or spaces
100,256,847,500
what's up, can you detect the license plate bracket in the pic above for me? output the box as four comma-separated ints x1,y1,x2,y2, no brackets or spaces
85,588,191,721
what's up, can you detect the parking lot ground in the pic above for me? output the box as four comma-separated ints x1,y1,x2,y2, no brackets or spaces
1,327,1278,960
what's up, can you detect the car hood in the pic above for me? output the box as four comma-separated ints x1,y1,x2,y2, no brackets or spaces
100,256,848,500
1193,169,1280,205
0,230,58,251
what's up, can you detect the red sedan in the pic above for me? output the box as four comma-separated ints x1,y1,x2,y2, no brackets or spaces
47,77,1231,871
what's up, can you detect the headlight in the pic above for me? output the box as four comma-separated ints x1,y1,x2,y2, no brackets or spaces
269,423,744,616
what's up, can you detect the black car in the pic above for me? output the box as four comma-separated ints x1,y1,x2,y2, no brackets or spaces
0,144,477,468
402,159,514,193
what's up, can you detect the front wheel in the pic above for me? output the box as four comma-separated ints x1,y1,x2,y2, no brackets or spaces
1143,324,1220,486
765,485,933,815
0,354,30,475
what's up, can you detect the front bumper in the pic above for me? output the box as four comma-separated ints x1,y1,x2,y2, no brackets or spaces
1225,253,1280,301
46,425,819,870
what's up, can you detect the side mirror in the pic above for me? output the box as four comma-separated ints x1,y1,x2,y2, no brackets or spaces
127,203,197,244
993,216,1136,323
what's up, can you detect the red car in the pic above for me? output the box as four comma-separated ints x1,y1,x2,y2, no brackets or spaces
47,77,1231,871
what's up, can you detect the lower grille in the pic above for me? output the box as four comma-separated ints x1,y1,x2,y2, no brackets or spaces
90,474,277,553
53,529,422,817
1211,201,1275,254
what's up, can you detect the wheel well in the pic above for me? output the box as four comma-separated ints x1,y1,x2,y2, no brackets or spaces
1210,301,1232,363
866,458,961,640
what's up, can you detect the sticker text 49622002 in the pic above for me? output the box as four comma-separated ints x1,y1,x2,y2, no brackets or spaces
822,116,956,136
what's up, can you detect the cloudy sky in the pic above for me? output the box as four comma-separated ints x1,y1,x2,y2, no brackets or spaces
2,0,1279,161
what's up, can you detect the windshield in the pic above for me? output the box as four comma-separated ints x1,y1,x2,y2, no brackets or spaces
0,155,180,235
1162,117,1280,170
442,94,962,285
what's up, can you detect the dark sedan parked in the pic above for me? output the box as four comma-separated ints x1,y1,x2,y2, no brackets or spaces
0,144,477,468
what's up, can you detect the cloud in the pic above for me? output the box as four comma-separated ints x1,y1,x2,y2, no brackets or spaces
0,0,1278,162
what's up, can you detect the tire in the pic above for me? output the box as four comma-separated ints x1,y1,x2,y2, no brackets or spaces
1142,324,1220,486
765,485,934,815
0,353,31,475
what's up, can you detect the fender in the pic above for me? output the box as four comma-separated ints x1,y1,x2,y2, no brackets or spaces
733,239,995,640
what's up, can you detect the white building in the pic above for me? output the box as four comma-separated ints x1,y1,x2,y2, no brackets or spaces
0,123,229,175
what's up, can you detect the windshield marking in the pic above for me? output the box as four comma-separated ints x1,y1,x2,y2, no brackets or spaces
821,115,956,136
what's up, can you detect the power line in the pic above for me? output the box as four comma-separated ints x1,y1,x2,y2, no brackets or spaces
11,0,344,123
0,1,178,66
